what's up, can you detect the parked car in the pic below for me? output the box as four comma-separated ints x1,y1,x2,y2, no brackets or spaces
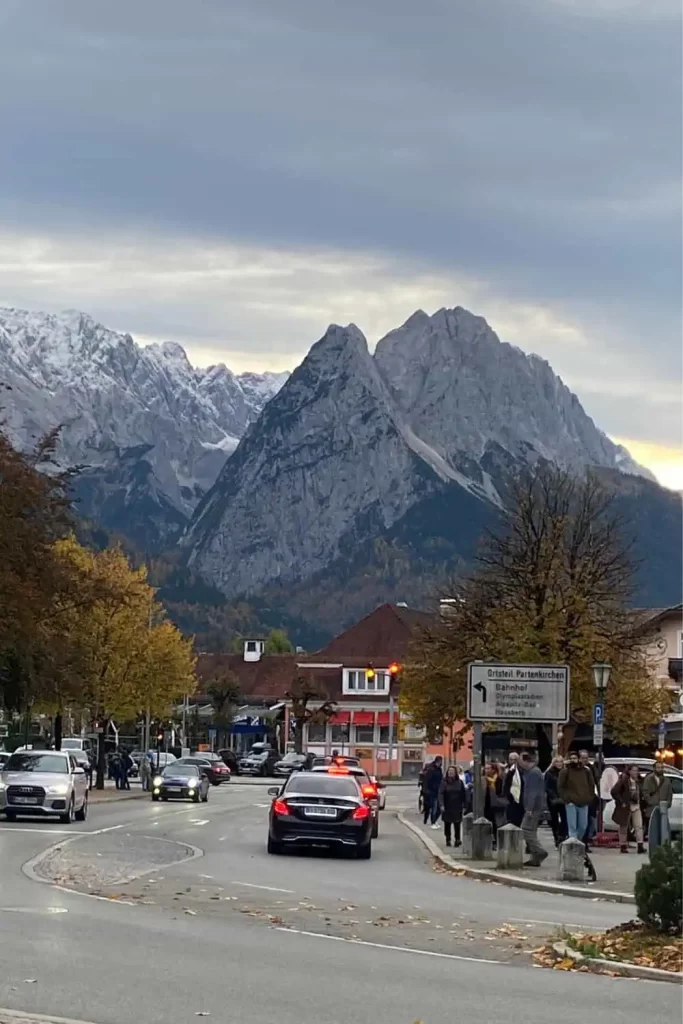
273,752,316,777
266,771,373,858
217,749,240,775
239,743,279,777
600,760,682,835
0,750,89,823
0,753,9,770
177,755,230,785
148,751,177,770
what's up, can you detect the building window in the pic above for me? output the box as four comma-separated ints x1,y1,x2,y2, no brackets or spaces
330,724,350,744
307,723,326,743
343,669,389,694
354,725,375,744
378,725,395,744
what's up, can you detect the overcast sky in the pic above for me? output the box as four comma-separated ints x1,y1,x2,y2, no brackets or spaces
0,0,681,486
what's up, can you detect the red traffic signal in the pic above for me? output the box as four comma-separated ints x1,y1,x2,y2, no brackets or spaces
388,662,401,677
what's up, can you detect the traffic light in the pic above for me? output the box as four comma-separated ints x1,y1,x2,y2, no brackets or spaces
365,666,376,681
156,727,165,746
388,661,401,681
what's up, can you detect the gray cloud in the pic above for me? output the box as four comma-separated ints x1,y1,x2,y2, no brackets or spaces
0,0,680,461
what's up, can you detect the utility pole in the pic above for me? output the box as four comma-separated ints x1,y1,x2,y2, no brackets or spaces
388,694,395,776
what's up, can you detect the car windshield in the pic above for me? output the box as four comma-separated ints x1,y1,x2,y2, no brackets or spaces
163,765,198,777
281,753,302,763
286,774,359,797
4,753,69,774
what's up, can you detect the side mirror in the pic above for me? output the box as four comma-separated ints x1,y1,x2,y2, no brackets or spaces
267,786,280,797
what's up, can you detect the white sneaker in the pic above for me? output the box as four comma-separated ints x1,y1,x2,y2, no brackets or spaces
431,823,440,830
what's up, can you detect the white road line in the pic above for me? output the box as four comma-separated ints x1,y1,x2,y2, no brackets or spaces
53,884,137,906
253,803,270,808
188,819,210,825
276,927,503,964
232,881,296,894
0,828,82,835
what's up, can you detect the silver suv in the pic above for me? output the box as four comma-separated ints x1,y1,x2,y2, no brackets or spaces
0,750,89,824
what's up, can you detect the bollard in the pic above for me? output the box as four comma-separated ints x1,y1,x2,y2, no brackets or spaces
471,817,493,860
558,837,585,882
461,812,474,857
496,823,524,869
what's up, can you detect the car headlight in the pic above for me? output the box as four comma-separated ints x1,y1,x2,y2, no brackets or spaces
0,782,6,791
188,778,198,787
153,776,163,787
47,783,69,796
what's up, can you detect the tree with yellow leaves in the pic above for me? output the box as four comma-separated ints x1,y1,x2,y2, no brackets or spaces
401,466,668,748
54,537,196,786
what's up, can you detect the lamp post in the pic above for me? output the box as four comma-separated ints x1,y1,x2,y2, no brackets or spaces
592,660,612,846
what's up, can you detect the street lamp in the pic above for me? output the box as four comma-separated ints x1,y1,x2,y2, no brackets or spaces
592,661,612,846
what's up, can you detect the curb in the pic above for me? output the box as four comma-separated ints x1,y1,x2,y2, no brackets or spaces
89,790,148,804
552,941,683,985
397,812,636,904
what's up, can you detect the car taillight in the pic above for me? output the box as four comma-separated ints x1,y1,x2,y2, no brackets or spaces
361,784,377,799
272,798,289,816
352,803,371,820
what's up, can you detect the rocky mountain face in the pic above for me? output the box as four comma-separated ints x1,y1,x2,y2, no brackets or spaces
184,308,678,628
0,306,287,547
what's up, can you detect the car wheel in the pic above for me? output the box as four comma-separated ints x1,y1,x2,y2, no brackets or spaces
371,816,379,839
75,794,88,821
267,835,283,855
4,810,16,822
357,841,372,860
152,794,159,802
59,797,75,825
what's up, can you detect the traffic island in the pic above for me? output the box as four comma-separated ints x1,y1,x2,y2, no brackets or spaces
533,922,682,983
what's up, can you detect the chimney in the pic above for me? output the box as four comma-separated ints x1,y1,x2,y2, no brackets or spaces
243,638,265,662
440,598,462,618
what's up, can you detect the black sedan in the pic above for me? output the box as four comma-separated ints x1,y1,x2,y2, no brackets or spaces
180,755,230,785
239,747,279,777
267,771,373,859
273,752,316,777
151,764,210,802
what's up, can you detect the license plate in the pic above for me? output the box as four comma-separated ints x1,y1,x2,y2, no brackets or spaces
303,806,337,818
167,786,182,793
13,796,38,804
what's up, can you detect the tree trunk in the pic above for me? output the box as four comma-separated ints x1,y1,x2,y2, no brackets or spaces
294,720,304,753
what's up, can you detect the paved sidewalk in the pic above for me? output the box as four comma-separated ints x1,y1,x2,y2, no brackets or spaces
88,780,147,803
401,808,644,899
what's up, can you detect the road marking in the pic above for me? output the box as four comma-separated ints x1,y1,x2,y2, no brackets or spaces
0,828,83,835
53,885,137,906
188,819,210,825
254,803,270,808
276,928,503,964
232,881,296,894
0,906,68,914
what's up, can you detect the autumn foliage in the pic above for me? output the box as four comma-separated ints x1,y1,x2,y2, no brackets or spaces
400,465,668,744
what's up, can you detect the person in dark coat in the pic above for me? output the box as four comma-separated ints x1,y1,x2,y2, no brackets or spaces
483,762,506,847
544,756,567,847
438,766,466,847
422,757,443,827
611,766,645,854
502,753,524,827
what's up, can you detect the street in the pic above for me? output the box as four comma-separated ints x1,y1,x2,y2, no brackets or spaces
0,783,679,1024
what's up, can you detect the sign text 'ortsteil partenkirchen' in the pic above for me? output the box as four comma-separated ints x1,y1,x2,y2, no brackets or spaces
467,663,570,724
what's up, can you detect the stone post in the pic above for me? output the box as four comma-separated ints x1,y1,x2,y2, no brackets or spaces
461,812,474,857
496,823,524,869
471,817,493,860
558,837,585,882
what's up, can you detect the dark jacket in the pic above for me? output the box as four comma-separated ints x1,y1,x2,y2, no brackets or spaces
484,773,506,824
544,765,562,804
438,776,466,823
641,771,673,811
610,774,642,827
557,764,596,807
522,765,546,816
424,763,443,797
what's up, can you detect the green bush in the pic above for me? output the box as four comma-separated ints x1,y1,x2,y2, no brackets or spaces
634,838,682,934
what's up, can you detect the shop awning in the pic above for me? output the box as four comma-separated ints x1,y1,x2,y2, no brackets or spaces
353,711,374,726
330,711,351,724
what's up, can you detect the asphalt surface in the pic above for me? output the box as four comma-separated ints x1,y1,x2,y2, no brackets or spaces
0,783,679,1024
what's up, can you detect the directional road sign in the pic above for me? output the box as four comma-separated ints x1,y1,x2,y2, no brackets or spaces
467,663,570,724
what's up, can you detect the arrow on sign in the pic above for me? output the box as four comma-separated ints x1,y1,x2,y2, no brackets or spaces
474,681,487,704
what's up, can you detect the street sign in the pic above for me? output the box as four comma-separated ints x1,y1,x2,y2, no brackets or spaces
593,723,604,746
593,702,604,725
658,720,667,750
467,663,570,723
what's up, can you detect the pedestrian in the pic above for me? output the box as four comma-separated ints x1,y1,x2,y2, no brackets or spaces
611,765,646,854
111,752,122,790
438,765,466,847
120,749,133,790
544,755,567,847
579,749,600,848
483,762,506,846
502,752,524,827
557,751,596,841
422,756,443,829
641,761,674,836
519,752,548,867
139,753,152,792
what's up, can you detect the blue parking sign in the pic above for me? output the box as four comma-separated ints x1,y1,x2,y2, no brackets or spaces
593,702,604,725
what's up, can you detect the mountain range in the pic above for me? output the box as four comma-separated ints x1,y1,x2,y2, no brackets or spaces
1,303,680,635
0,306,287,548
